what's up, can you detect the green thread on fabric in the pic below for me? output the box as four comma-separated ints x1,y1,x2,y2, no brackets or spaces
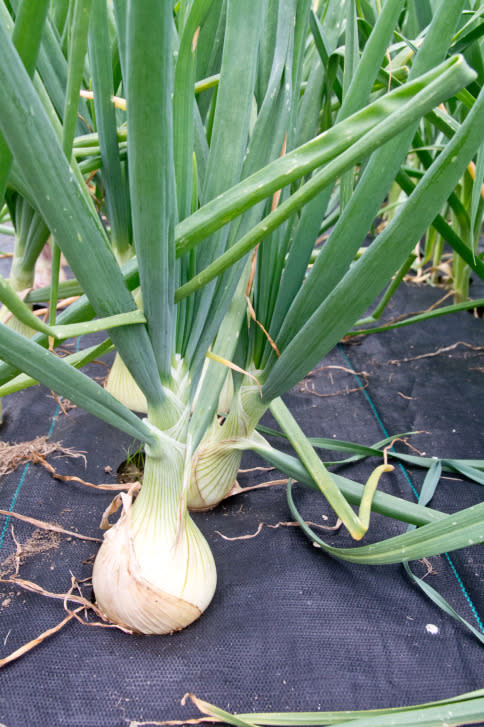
338,343,483,635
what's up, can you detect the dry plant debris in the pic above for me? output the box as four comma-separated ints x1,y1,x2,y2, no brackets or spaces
0,435,84,476
0,435,135,492
129,719,211,726
346,291,475,339
128,693,221,725
0,570,131,668
129,719,212,726
388,341,484,365
100,482,141,530
39,455,136,492
0,609,82,668
298,364,369,397
0,527,60,578
215,518,341,541
0,508,102,544
246,294,281,358
0,517,132,668
398,391,418,400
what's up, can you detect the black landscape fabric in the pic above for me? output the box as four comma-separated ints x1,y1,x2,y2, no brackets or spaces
0,237,483,726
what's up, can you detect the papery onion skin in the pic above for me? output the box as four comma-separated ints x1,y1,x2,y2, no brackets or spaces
188,376,266,510
189,434,243,510
92,513,210,634
92,446,217,635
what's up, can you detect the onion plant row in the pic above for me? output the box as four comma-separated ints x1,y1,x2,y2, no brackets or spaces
0,0,483,647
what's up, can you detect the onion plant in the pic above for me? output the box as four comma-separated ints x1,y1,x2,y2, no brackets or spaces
0,0,483,637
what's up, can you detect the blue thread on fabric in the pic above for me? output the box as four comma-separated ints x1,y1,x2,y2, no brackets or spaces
0,402,61,552
337,343,484,635
0,462,31,549
445,553,484,633
0,335,81,551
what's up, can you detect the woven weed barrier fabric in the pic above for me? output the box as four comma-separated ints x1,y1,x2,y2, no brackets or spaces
0,237,483,726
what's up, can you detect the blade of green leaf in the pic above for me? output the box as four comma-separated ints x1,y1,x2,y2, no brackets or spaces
62,0,93,157
256,423,484,477
0,323,155,444
444,461,484,485
176,57,477,302
181,695,259,727
185,689,484,727
261,72,483,403
395,169,484,284
270,396,364,537
403,462,484,644
288,481,484,564
274,0,468,351
0,338,113,397
173,0,215,359
0,0,50,201
189,260,252,451
471,142,484,237
0,256,141,387
89,0,131,260
248,440,445,528
339,0,359,210
173,0,214,222
184,0,264,368
403,561,484,644
126,0,176,380
0,19,164,408
112,0,127,88
349,298,484,336
184,0,299,378
174,57,469,260
263,0,406,358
